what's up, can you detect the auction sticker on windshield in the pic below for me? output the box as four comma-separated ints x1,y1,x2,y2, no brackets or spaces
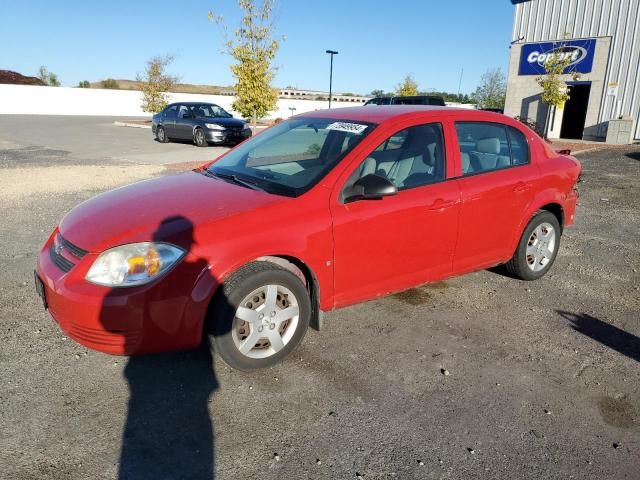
326,122,368,134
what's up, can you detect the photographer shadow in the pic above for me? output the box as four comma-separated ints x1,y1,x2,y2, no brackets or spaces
98,215,220,479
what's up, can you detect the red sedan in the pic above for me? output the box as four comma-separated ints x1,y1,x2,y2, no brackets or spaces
35,106,581,370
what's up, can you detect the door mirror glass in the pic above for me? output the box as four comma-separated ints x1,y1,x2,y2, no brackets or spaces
345,174,397,203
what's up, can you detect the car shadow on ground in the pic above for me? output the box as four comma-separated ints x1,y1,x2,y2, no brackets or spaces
557,310,640,362
153,137,235,148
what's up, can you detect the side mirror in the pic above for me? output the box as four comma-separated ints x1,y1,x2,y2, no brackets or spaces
344,174,397,203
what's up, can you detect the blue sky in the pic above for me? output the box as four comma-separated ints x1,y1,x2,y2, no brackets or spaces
1,0,516,95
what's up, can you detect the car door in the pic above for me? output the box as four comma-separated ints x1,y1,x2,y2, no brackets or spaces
330,120,461,307
175,105,196,139
162,105,178,137
452,121,538,273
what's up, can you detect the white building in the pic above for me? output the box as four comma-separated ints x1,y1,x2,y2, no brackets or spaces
505,0,639,142
278,88,369,103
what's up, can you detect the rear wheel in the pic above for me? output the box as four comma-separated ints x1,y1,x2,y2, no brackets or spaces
194,128,208,147
505,211,561,280
156,125,169,143
208,262,311,370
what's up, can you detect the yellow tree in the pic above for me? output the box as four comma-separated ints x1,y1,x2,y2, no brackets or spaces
536,40,581,138
209,0,279,127
137,55,178,113
395,75,419,96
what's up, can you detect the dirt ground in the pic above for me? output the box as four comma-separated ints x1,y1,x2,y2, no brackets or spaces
0,121,638,479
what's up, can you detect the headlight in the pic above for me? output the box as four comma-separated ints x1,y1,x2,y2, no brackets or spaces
204,123,225,131
85,242,185,287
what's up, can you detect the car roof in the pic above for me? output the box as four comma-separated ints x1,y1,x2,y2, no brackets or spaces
168,102,219,106
299,105,466,123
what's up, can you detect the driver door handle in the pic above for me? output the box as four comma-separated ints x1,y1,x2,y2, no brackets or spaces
427,198,458,210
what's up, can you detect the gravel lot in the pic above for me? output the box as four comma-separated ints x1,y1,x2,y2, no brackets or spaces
0,116,638,480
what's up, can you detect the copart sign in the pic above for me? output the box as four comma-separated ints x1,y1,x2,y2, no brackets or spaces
518,39,596,75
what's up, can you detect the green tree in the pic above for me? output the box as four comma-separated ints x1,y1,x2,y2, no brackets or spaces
536,39,581,138
77,80,90,88
209,0,280,127
370,89,385,97
137,55,178,113
472,69,506,109
395,75,419,96
38,66,61,86
101,78,120,89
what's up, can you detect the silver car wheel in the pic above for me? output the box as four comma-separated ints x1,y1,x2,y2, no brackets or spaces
232,284,300,359
157,127,165,142
525,222,556,272
195,129,206,146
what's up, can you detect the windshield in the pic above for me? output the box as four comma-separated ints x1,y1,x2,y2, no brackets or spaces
191,104,232,118
207,117,376,197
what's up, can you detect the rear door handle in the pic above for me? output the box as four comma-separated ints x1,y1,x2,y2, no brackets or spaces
514,182,531,193
427,198,457,210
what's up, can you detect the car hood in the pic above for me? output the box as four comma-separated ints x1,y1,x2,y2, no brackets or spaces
59,171,282,253
196,117,246,128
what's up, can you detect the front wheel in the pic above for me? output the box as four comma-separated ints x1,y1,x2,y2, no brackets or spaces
208,262,311,370
194,128,208,147
505,211,561,281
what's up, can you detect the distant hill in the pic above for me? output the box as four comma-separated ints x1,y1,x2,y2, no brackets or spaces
0,70,46,86
90,79,234,95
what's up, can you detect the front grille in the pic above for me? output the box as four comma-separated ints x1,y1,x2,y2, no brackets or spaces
49,243,74,272
59,234,88,258
49,233,87,272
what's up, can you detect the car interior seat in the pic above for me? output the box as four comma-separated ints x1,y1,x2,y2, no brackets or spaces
469,137,510,173
358,125,441,188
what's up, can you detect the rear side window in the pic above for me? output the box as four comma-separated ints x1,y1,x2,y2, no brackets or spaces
455,122,510,175
455,122,530,176
507,126,530,165
164,105,177,118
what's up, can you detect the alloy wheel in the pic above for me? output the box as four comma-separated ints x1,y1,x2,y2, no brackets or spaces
232,284,300,359
525,222,556,272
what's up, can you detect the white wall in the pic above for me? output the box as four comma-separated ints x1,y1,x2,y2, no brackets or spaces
0,84,337,119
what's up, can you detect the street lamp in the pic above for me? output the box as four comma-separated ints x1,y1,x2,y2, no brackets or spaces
288,106,297,117
326,50,338,108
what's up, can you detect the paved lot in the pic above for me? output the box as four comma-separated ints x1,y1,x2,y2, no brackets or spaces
0,116,638,479
0,115,229,165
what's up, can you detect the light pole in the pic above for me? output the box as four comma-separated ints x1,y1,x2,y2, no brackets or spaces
288,106,297,117
326,50,338,108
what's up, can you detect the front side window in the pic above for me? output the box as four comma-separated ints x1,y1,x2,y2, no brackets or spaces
207,117,375,197
349,123,446,190
455,122,511,175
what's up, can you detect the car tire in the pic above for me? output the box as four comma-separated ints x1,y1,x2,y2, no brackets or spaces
194,128,208,147
207,261,311,370
505,211,561,281
156,126,169,143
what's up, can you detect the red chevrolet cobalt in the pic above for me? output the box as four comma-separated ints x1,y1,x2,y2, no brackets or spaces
35,106,580,370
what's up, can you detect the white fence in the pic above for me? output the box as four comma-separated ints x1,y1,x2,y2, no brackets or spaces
0,84,339,119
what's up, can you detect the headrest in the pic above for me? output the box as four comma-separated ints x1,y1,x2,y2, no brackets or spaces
475,137,500,154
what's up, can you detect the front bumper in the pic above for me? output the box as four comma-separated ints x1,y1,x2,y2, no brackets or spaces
205,127,252,144
35,230,208,355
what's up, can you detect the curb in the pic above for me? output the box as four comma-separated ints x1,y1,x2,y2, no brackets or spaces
113,121,151,129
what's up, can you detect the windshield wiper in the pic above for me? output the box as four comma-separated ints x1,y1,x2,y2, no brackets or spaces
200,170,266,192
